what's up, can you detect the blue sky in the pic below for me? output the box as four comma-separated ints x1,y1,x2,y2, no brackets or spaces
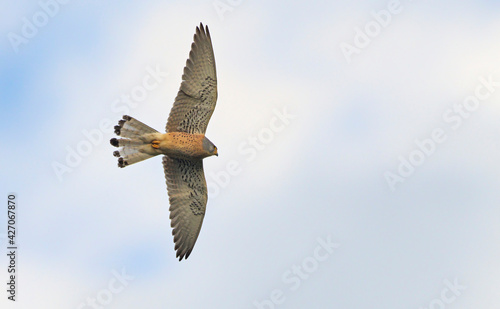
1,0,500,308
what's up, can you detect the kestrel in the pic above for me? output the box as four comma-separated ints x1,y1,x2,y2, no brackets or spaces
110,23,218,261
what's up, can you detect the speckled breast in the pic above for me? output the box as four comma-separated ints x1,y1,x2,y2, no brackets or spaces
159,132,207,159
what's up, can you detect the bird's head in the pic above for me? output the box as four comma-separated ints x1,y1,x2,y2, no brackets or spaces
202,137,218,157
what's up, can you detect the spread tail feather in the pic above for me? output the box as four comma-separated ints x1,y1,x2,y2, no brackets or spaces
110,115,161,168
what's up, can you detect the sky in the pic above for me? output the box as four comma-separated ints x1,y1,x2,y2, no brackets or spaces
1,0,500,308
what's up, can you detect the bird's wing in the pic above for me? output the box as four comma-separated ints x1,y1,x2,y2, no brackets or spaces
163,156,207,260
166,23,217,134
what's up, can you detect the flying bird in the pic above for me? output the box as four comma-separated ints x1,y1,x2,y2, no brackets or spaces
110,23,218,261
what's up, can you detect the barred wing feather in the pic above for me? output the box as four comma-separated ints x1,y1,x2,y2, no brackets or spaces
163,156,207,260
166,23,217,134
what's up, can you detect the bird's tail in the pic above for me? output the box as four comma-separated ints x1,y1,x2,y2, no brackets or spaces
110,115,161,168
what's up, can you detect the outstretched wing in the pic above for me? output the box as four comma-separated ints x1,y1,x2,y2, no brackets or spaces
166,23,217,134
163,156,207,260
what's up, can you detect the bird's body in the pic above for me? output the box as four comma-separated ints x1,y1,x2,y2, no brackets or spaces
123,132,215,160
155,132,215,159
110,23,218,260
